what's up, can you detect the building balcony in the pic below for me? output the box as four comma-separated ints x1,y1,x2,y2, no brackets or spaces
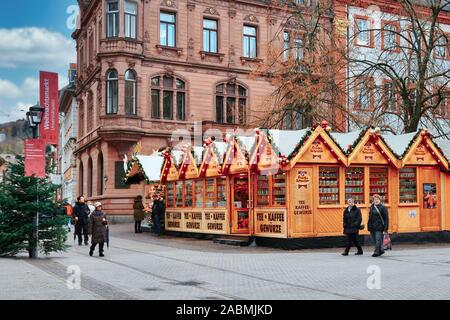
100,38,143,55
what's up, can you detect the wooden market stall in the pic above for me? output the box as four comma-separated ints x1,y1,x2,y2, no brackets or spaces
126,123,450,246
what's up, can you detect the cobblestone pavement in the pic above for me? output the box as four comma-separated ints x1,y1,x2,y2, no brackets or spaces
1,223,450,300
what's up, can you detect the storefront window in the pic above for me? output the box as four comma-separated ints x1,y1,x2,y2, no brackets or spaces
185,180,193,207
272,173,286,206
194,180,204,208
399,168,417,203
217,177,227,207
256,175,270,206
175,181,183,207
166,182,175,208
319,167,340,205
205,178,216,207
370,167,389,203
345,167,364,204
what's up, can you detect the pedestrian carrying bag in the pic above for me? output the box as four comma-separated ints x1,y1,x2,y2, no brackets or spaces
373,205,392,250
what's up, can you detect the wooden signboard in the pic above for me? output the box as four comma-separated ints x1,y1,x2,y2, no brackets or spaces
290,167,314,235
299,138,339,164
254,208,287,238
405,143,438,166
352,141,388,164
165,209,228,235
206,153,221,177
167,161,179,181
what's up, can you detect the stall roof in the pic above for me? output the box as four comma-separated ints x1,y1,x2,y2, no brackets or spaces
266,129,310,157
171,150,185,167
128,154,165,183
236,135,257,154
330,130,363,153
215,141,228,161
381,131,419,158
193,146,204,166
433,138,450,161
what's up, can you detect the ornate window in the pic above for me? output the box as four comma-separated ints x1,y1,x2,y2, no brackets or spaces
125,1,137,39
160,12,176,47
125,69,137,115
203,19,218,53
106,1,119,38
106,69,118,114
243,25,257,58
97,152,104,196
151,75,186,121
215,82,247,124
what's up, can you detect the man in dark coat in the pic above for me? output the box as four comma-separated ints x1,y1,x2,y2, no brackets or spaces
151,193,165,235
88,202,108,257
73,196,90,246
342,198,363,256
368,194,389,257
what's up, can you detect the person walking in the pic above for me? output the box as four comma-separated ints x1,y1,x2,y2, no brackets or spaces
368,194,389,257
133,195,145,233
342,198,363,256
151,193,165,235
88,202,108,257
73,196,90,246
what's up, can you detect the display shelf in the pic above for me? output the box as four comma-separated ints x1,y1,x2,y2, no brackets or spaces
319,167,340,205
272,173,286,206
399,167,417,203
185,180,193,207
166,182,175,208
369,167,389,203
194,180,204,208
256,175,270,206
175,181,184,207
217,177,227,207
205,178,216,208
345,167,365,204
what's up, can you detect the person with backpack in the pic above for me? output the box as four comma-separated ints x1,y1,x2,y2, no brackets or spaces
133,195,145,233
368,194,389,257
342,198,363,256
88,202,108,257
73,196,91,246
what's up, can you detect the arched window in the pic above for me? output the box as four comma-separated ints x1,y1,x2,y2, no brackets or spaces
151,75,186,121
79,162,84,197
97,152,104,196
125,69,137,115
106,69,118,114
215,82,247,124
87,157,93,198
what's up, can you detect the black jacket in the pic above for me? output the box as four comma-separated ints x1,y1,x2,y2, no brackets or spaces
368,203,389,232
343,205,362,235
73,202,90,225
151,199,166,218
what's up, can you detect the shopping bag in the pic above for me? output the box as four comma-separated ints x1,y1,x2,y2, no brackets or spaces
383,233,392,251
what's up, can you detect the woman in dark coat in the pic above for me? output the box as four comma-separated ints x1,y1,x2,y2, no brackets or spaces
368,194,389,257
133,195,145,233
342,198,363,256
88,202,108,257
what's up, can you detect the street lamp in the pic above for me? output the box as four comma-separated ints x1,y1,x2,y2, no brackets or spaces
27,104,44,139
27,103,44,259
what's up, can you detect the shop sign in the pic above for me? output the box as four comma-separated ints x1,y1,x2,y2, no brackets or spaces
165,210,228,234
310,140,324,160
291,167,314,234
254,209,287,238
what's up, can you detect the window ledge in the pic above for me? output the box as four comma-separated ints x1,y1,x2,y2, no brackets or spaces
240,56,263,65
156,45,183,56
200,51,225,61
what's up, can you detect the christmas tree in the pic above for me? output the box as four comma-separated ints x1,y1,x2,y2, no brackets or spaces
0,156,68,258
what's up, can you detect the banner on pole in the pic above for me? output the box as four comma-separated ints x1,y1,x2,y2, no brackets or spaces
25,139,46,178
39,71,59,146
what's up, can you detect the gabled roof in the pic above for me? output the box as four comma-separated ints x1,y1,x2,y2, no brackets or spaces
382,131,420,158
124,154,165,184
265,129,310,157
330,130,364,154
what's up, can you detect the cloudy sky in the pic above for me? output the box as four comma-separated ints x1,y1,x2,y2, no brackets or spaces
0,0,78,124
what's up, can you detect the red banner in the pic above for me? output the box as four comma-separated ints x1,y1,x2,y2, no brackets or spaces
24,139,46,178
39,71,59,146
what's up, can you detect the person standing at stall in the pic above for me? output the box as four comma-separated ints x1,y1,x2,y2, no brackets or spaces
151,193,165,235
133,195,145,233
342,198,363,256
368,194,389,257
88,202,108,257
73,196,90,246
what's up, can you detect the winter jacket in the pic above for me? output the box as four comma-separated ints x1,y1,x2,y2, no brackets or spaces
368,203,389,232
73,202,90,225
88,210,108,244
151,199,165,220
343,205,362,235
133,199,145,221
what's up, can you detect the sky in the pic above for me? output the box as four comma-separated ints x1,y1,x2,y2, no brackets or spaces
0,0,78,124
